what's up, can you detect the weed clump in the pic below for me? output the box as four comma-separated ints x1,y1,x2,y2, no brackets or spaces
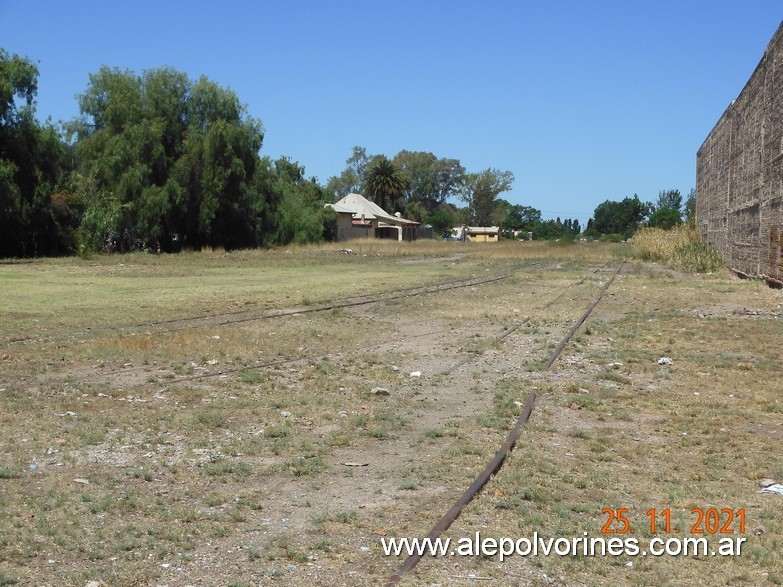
632,225,723,273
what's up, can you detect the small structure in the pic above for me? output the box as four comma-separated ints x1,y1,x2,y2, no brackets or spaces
326,193,420,242
451,225,500,243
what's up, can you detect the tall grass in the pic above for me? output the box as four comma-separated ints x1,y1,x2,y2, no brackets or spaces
632,225,723,273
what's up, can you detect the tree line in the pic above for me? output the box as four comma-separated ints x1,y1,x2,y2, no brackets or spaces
1,49,692,257
325,146,590,240
1,52,339,256
584,189,695,241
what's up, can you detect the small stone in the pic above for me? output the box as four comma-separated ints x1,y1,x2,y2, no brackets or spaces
371,387,390,396
753,525,766,535
74,478,89,484
760,478,776,488
657,357,673,366
409,371,421,378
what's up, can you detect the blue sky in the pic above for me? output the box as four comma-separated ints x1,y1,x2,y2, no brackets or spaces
2,1,781,225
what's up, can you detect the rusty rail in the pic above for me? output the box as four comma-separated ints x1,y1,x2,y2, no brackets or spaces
384,262,624,585
384,392,536,587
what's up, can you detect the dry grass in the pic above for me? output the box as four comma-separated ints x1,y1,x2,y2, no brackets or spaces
632,225,723,273
0,241,780,586
335,237,629,263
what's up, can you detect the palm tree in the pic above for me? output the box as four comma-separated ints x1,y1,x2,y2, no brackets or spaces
363,156,407,213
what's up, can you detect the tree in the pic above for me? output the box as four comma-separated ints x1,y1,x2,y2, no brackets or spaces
460,168,514,226
590,195,650,239
363,156,407,212
647,207,682,229
531,219,561,240
69,66,270,251
493,199,540,237
1,49,67,257
326,146,370,197
392,150,465,214
647,188,684,229
655,189,683,212
428,203,463,238
402,200,428,223
271,156,336,245
684,187,696,227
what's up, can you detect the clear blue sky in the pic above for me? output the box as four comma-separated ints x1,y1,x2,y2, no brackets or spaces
2,1,781,226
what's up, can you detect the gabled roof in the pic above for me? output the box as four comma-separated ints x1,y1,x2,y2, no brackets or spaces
327,193,419,225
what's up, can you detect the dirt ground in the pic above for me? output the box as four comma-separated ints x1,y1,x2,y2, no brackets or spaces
1,247,781,587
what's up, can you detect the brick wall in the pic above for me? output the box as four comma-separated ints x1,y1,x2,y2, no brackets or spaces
696,21,783,285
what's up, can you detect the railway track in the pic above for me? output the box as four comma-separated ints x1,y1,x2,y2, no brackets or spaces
5,266,538,352
75,260,610,386
385,262,624,585
4,255,626,586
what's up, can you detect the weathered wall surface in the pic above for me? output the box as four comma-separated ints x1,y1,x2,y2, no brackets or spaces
696,21,783,284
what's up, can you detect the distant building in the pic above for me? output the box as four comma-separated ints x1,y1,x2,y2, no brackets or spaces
451,225,500,243
326,193,420,242
696,21,783,285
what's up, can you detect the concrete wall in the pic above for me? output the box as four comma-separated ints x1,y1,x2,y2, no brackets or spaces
466,232,499,243
334,214,424,242
696,21,783,285
335,214,373,241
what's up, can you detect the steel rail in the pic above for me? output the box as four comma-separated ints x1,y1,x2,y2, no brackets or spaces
384,261,624,585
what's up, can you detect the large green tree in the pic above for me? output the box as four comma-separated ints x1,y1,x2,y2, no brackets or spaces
590,195,650,238
326,146,371,198
1,49,67,257
647,189,683,229
392,150,465,215
460,168,514,226
271,156,337,245
654,189,683,212
494,199,541,235
69,66,270,251
428,203,464,238
363,156,407,212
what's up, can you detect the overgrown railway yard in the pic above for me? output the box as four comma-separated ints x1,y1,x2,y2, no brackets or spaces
1,241,781,587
